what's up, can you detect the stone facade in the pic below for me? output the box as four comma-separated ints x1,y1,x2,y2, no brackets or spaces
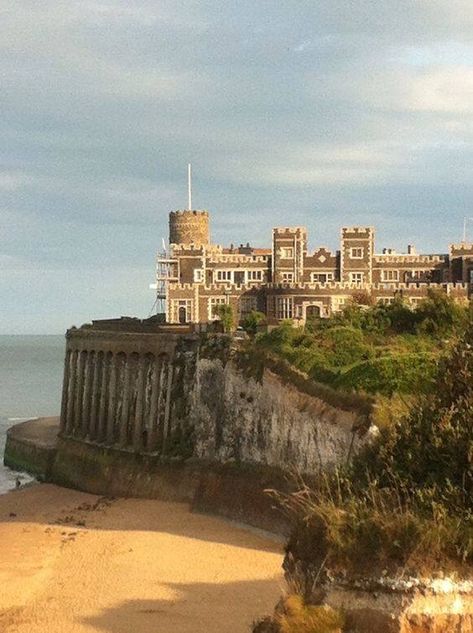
157,210,471,325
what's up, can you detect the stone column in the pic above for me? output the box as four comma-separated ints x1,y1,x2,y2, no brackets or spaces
147,357,161,452
65,350,78,436
106,355,117,444
73,351,86,436
155,359,167,451
97,353,111,443
119,356,131,448
161,361,174,456
60,350,71,432
89,352,102,441
81,351,94,438
133,355,146,452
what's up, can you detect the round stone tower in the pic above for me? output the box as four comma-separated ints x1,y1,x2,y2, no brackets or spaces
169,210,210,246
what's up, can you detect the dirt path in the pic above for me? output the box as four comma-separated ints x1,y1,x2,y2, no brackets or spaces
0,484,283,633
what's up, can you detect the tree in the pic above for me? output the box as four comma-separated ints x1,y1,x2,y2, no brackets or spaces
212,303,235,333
242,310,266,337
416,287,467,336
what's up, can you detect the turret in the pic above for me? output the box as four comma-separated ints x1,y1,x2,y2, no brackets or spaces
169,210,210,246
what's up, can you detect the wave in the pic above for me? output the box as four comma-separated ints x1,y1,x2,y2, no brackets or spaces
7,416,39,422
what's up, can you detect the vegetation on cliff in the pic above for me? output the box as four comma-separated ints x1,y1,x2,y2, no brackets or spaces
277,319,473,592
253,289,468,397
253,595,343,633
254,320,473,631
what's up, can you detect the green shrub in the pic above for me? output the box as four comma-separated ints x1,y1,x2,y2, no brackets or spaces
336,352,437,396
252,596,343,633
277,595,343,633
416,288,468,337
321,326,373,367
212,303,235,332
242,310,266,337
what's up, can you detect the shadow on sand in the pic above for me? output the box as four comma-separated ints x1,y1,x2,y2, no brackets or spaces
81,578,280,633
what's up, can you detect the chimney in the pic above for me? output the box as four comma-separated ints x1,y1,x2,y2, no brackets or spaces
407,244,416,255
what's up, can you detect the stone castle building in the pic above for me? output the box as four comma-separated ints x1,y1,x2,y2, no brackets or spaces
154,209,471,325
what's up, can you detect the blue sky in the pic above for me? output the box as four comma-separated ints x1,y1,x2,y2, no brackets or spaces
2,1,473,333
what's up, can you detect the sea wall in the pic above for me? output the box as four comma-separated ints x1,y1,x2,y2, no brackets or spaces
4,417,59,479
58,320,373,476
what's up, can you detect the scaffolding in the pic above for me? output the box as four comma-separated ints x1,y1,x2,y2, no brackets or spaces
154,249,178,317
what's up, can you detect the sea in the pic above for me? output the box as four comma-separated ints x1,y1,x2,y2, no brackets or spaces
0,335,64,494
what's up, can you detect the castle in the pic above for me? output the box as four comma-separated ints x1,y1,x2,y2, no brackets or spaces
155,209,472,325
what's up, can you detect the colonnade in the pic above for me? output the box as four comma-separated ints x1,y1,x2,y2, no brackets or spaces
60,348,174,453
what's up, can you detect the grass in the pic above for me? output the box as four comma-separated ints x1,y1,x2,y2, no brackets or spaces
252,595,343,633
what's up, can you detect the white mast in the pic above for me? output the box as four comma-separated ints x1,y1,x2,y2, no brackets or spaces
188,163,192,210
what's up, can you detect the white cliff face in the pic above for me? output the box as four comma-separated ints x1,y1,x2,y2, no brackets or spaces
189,358,370,473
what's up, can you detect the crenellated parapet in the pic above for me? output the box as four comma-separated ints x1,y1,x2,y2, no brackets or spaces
207,254,270,264
374,254,446,264
265,281,468,292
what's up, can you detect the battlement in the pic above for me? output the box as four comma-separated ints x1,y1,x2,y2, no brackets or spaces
265,281,468,292
373,254,446,264
450,242,473,254
169,210,209,217
207,254,270,264
168,282,263,292
341,227,374,236
272,227,307,234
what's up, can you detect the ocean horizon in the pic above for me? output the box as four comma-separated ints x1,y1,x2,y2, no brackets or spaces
0,335,64,493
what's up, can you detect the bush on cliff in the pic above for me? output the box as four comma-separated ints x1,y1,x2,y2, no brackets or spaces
335,352,437,396
242,310,267,337
277,321,473,587
252,595,343,633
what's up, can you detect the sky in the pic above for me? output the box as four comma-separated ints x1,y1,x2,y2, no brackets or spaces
2,1,473,333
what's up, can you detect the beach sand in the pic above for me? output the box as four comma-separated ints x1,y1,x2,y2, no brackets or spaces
0,484,283,633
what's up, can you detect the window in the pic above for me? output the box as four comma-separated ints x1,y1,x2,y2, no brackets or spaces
280,247,294,259
171,299,193,323
276,297,293,319
193,269,204,283
208,297,226,320
349,272,364,284
405,270,425,281
311,272,334,283
332,296,348,312
382,269,399,282
281,272,294,283
240,296,257,315
247,270,263,282
350,247,364,259
378,297,395,305
215,270,232,282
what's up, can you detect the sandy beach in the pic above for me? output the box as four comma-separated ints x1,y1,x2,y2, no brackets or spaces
0,484,283,633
